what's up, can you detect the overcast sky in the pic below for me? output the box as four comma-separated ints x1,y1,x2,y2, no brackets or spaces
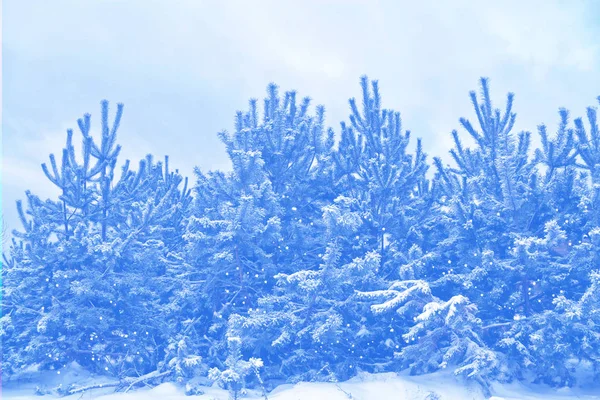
2,0,600,232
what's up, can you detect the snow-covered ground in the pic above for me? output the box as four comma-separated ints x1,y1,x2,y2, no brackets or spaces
3,367,600,400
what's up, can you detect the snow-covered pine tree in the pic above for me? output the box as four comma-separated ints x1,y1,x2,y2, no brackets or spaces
183,107,283,367
427,78,540,315
358,78,581,388
183,84,339,370
392,79,599,387
498,171,600,385
1,101,195,383
488,98,600,387
254,85,337,287
333,76,430,276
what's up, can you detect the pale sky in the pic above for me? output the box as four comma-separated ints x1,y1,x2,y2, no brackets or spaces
2,0,600,233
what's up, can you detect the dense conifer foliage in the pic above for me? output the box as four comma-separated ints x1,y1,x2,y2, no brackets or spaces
3,77,600,396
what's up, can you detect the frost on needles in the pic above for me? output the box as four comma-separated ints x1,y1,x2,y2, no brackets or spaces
2,77,600,396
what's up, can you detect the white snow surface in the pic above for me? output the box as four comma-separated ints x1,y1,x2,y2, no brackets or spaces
3,364,600,400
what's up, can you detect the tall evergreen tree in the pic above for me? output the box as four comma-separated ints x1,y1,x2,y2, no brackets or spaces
1,102,194,383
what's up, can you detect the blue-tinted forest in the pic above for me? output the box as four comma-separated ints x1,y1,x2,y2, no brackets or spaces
3,77,600,398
